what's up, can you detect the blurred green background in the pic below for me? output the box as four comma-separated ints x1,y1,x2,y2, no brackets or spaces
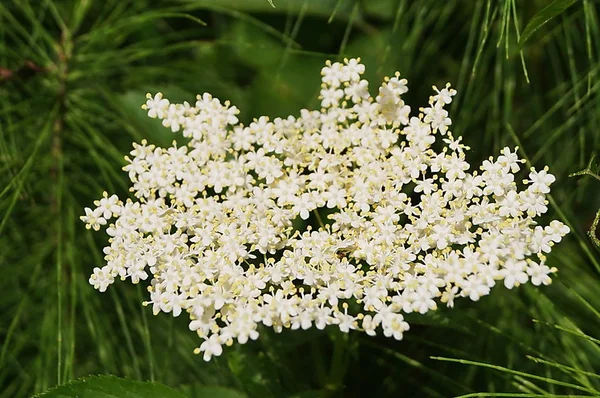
1,0,600,397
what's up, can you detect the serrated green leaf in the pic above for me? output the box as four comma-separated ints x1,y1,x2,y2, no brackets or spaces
34,375,188,398
180,385,248,398
518,0,578,47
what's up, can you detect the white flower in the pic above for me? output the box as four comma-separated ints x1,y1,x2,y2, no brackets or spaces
423,102,451,134
526,167,556,194
498,190,521,218
497,147,523,173
344,80,370,103
343,57,366,82
431,83,457,104
527,261,556,286
460,275,491,301
545,220,570,242
197,334,223,361
501,259,528,289
83,58,568,360
321,61,345,87
320,86,344,108
143,93,169,119
89,266,114,292
440,285,459,308
80,207,107,231
335,304,358,333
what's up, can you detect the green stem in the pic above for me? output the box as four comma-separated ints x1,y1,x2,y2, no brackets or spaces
137,284,156,381
313,209,325,228
325,330,349,395
53,29,70,386
588,209,600,249
310,339,328,387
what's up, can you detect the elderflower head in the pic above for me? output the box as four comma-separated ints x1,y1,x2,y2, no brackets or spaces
81,58,569,361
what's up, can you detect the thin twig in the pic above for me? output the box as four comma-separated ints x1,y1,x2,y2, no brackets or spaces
569,153,600,248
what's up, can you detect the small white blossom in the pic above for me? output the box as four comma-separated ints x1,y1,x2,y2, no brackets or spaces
80,207,107,231
527,260,557,286
143,93,169,119
526,166,556,194
431,83,457,104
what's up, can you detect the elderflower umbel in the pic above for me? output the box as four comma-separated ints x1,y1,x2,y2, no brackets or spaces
81,58,569,361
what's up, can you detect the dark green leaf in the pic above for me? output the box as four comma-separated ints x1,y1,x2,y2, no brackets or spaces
226,21,285,69
34,375,188,398
286,391,325,398
518,0,578,47
180,385,248,398
248,56,324,118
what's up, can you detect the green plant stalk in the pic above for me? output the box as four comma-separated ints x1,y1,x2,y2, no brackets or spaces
325,331,349,395
51,31,70,385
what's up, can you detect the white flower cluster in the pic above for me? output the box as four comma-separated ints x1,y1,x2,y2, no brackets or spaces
82,58,569,361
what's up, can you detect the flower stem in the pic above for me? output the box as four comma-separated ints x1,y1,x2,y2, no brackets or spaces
325,330,349,395
313,209,325,228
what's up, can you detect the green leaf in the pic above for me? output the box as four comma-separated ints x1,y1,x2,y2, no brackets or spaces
286,392,325,398
180,385,248,398
34,375,188,398
248,56,324,118
518,0,579,47
360,0,397,20
226,21,285,69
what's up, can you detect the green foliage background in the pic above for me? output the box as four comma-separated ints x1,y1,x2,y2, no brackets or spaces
1,0,599,397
